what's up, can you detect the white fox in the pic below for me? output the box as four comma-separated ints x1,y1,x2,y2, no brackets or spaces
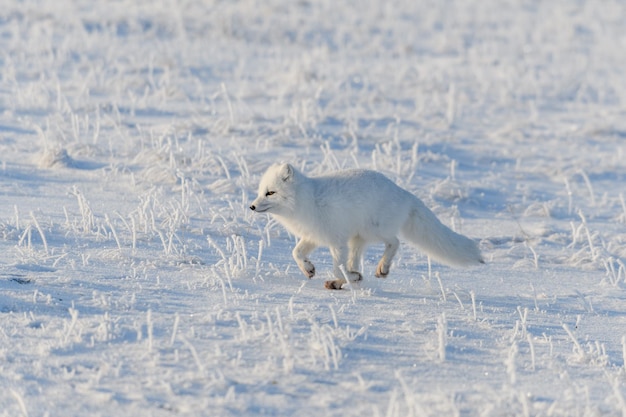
250,163,483,289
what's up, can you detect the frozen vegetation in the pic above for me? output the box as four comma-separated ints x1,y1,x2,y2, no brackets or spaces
1,0,626,415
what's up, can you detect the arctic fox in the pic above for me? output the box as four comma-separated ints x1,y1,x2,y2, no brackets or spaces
250,163,483,289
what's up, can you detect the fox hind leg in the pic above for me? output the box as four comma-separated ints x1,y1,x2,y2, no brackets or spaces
376,237,399,278
292,239,317,278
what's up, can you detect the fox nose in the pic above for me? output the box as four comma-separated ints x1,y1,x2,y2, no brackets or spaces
250,205,256,211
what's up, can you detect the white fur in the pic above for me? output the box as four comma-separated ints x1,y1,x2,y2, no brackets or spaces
250,163,483,289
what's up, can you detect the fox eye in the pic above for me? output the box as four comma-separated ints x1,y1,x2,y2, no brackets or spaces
265,191,275,196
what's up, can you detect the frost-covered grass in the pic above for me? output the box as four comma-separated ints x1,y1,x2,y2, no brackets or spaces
1,0,626,416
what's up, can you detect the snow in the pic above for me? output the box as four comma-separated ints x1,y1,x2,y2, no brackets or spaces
1,0,626,415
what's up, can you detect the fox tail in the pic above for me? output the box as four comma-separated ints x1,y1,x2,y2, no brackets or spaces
401,197,483,267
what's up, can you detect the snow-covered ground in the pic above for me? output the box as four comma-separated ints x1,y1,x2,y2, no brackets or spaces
1,0,626,415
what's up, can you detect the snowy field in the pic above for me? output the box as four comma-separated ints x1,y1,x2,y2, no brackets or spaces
1,0,626,415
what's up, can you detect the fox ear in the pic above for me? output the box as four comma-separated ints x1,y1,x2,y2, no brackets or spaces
280,163,294,182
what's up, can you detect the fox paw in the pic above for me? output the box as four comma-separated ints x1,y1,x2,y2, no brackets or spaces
301,261,315,278
375,261,389,278
348,271,363,282
324,271,361,290
324,280,344,290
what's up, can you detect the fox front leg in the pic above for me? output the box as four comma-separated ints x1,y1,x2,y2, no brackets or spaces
292,239,317,278
347,235,366,274
325,245,363,290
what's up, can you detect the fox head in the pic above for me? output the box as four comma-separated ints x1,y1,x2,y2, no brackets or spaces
249,163,297,215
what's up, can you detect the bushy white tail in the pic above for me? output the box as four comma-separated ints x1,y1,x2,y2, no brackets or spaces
401,198,483,267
